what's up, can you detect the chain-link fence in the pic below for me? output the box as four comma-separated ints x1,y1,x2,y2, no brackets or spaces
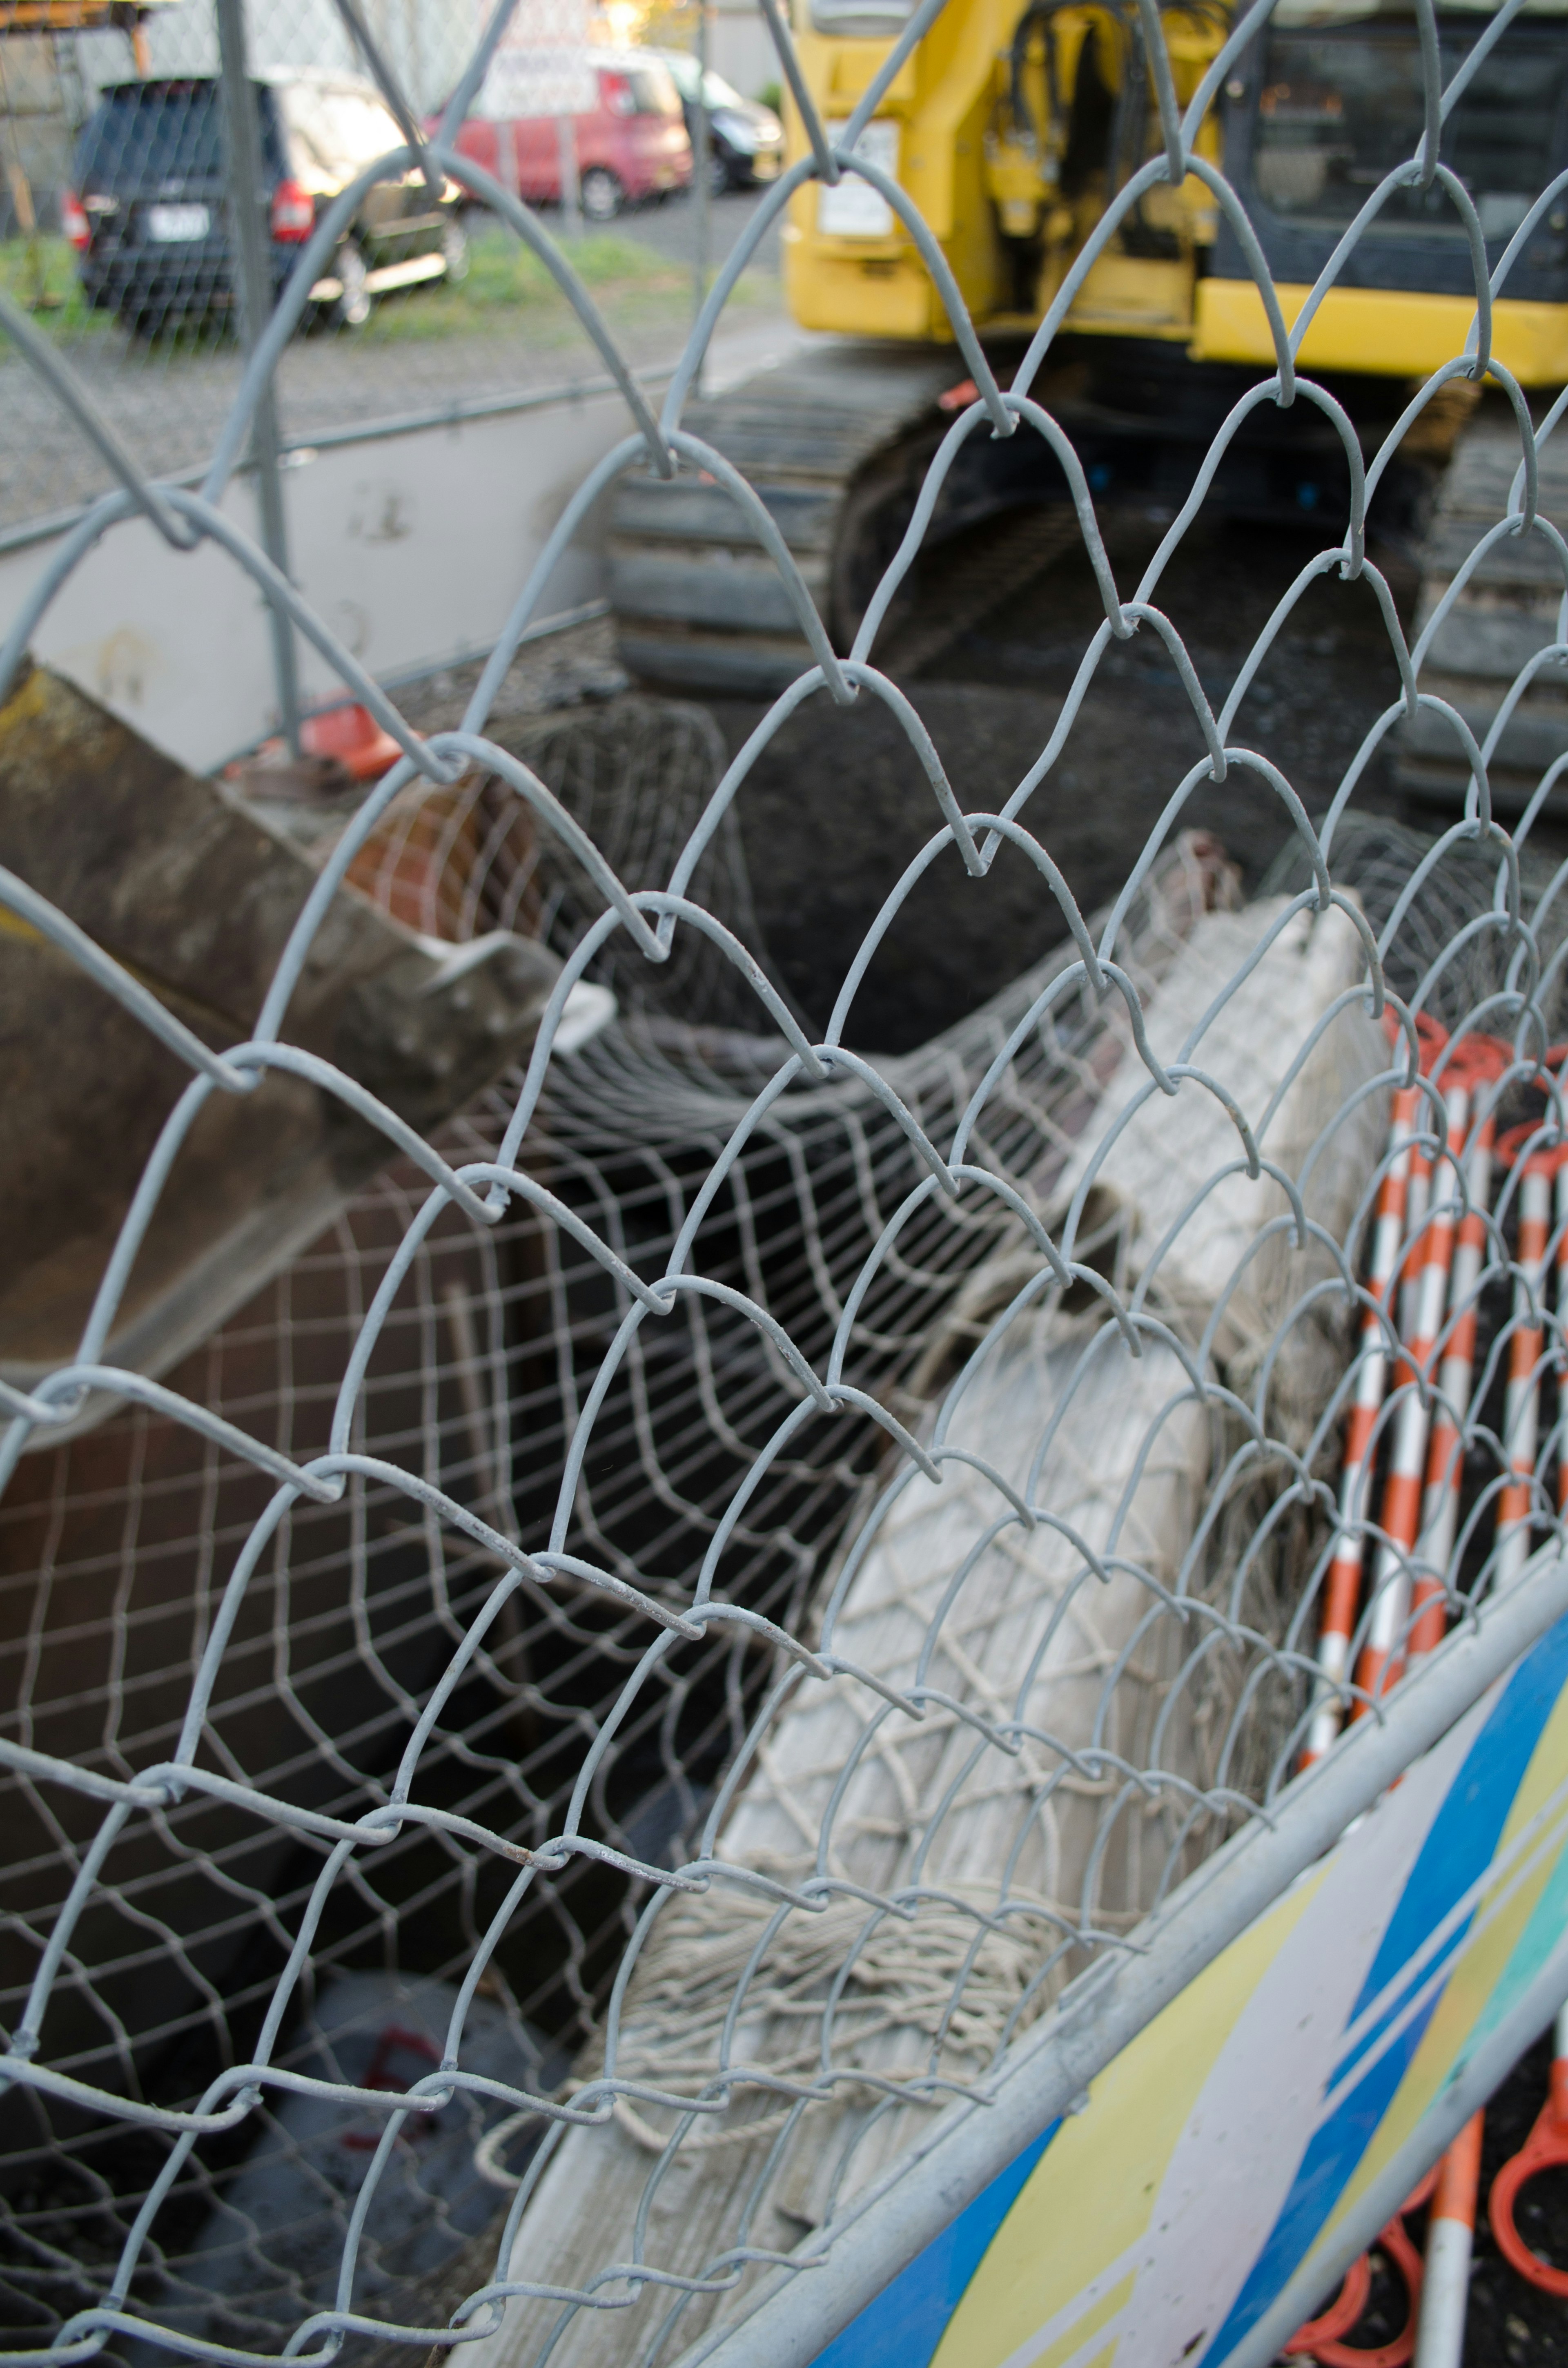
0,0,760,549
5,0,1568,2363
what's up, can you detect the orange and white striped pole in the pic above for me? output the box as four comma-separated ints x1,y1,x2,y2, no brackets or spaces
1408,1086,1498,1657
1405,1515,1485,2368
1412,2111,1484,2368
1495,1146,1555,1587
1396,1114,1436,1349
1301,1074,1423,1766
1490,1123,1568,2270
1404,1257,1492,2368
1353,1071,1472,1712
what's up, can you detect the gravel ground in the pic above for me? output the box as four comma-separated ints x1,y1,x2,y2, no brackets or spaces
700,511,1433,1052
393,526,1426,1049
397,503,1568,1059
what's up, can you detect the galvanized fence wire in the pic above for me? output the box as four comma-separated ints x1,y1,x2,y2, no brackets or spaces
3,0,1568,2363
0,0,704,543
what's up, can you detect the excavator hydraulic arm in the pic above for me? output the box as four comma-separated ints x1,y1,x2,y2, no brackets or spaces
782,1,1226,347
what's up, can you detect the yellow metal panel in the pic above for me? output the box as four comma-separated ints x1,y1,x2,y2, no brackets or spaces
1065,253,1198,342
829,43,917,103
785,5,1013,328
0,3,168,22
1192,278,1568,387
782,238,940,339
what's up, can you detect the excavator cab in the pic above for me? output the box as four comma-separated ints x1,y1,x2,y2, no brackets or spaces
609,0,1568,800
779,0,1568,375
1203,2,1568,381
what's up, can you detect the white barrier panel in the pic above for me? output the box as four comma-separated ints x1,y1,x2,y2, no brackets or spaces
0,387,625,771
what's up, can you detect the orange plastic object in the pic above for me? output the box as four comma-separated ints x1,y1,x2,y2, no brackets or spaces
1314,2214,1425,2367
1430,2109,1485,2227
1489,2055,1568,2294
1285,2212,1425,2366
299,702,403,782
1283,2254,1374,2352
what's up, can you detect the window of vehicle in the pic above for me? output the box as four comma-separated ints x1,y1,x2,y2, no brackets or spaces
76,82,234,188
702,68,753,111
616,65,684,116
660,54,753,111
278,85,337,179
308,87,405,172
1250,15,1568,234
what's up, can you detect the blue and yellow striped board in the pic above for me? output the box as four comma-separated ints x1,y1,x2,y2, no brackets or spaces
815,1609,1568,2368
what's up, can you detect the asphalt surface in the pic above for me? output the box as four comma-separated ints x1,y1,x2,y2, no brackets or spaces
0,186,782,535
607,173,785,276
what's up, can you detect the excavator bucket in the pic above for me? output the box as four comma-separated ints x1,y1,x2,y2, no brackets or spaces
0,662,559,1436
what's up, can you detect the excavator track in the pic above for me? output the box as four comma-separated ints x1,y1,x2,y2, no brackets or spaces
610,337,1421,703
609,343,969,696
1399,410,1568,812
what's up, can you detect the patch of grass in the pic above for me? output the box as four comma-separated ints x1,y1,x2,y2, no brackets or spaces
2,216,775,358
0,235,111,343
353,219,688,345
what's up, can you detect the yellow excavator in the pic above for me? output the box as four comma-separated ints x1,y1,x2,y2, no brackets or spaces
607,0,1568,805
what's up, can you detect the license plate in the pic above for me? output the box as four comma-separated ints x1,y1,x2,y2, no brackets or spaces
817,120,898,238
146,203,210,242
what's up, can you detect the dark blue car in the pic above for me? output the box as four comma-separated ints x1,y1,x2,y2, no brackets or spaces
64,70,467,336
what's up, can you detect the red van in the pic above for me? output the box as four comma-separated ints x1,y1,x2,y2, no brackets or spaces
438,48,691,222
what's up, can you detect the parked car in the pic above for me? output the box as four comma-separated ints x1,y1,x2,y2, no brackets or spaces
437,47,691,223
62,70,468,336
653,53,783,194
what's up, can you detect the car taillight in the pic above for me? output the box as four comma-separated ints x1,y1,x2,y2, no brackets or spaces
270,178,314,243
599,71,634,116
60,189,90,251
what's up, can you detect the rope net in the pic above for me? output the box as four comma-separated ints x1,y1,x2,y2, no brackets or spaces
2,2,1568,2364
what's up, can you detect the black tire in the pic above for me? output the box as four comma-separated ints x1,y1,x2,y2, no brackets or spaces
441,216,470,285
579,167,622,223
116,295,180,341
707,149,731,198
327,239,371,330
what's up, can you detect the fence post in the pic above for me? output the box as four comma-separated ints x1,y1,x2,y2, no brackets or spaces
557,113,581,239
215,0,301,754
693,0,710,395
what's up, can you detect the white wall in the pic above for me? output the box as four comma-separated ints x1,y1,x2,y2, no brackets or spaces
2,381,623,771
709,0,780,100
76,0,493,116
73,0,781,116
0,309,804,772
75,0,627,116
